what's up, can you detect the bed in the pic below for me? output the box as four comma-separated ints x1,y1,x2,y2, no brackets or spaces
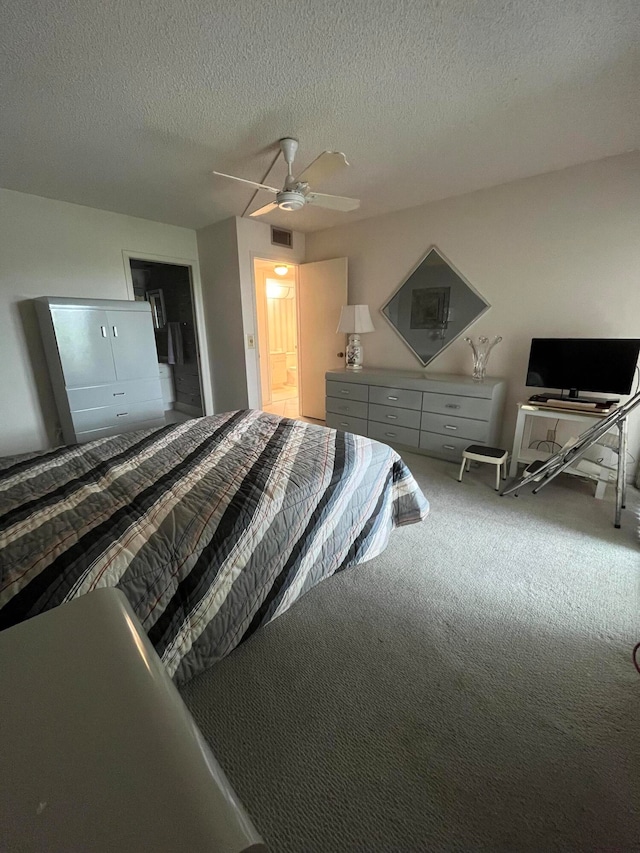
0,410,429,683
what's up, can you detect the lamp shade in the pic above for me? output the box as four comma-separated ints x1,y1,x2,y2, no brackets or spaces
336,304,375,334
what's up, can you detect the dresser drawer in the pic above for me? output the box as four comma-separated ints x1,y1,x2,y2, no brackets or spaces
422,392,491,421
326,380,369,403
367,421,420,448
420,431,484,460
325,397,368,419
176,390,202,408
369,386,422,410
325,413,368,436
368,403,421,430
421,412,488,441
67,379,162,412
174,372,201,394
76,417,165,443
71,398,164,433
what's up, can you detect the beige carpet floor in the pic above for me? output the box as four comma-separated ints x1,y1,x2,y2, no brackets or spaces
181,453,640,852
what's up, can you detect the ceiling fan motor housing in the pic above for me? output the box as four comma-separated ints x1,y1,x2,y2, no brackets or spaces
276,191,306,211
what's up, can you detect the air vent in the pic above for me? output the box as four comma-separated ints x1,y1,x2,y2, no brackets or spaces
271,226,293,248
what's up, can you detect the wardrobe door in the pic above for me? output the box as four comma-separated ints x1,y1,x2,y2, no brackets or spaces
51,307,117,388
107,309,158,382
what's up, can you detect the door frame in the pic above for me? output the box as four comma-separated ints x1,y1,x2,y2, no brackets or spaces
121,250,214,416
250,254,300,411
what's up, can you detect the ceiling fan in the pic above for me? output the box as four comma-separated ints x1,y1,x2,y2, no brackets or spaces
213,138,360,217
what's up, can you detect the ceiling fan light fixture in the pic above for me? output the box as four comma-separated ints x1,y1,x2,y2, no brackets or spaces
274,264,289,276
276,191,305,211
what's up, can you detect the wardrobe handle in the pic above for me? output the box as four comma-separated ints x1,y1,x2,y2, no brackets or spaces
100,325,107,338
444,425,458,430
112,325,118,337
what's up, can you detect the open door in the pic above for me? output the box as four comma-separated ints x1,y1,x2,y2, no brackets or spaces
298,258,348,420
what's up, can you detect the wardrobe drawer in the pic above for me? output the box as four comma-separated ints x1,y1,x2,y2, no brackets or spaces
422,392,491,421
325,413,368,436
368,403,421,430
76,418,165,443
326,380,369,403
67,379,162,412
325,397,368,419
369,386,422,411
367,421,420,448
176,390,202,408
174,372,201,394
71,398,164,433
420,431,484,460
421,412,488,441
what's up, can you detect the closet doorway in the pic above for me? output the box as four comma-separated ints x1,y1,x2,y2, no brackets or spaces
127,257,205,424
254,259,300,419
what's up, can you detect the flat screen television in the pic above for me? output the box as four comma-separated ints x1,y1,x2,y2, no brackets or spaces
526,338,640,402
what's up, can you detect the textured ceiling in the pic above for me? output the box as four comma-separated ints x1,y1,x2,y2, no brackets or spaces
1,0,639,232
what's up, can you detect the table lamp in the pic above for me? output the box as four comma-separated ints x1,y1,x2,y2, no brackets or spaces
337,304,375,370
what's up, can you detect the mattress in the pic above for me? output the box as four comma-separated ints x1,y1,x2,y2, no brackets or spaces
0,410,429,683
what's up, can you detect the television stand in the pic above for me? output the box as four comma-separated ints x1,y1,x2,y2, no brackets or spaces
529,393,619,407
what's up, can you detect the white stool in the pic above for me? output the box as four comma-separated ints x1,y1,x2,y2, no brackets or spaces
458,444,508,491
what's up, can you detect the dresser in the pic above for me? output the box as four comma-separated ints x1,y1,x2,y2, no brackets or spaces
326,368,506,462
35,297,164,444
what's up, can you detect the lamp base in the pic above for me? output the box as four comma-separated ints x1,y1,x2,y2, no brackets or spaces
346,334,364,370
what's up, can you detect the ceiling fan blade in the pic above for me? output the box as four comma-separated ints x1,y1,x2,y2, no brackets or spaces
212,171,279,193
249,201,279,217
295,151,349,185
305,192,360,212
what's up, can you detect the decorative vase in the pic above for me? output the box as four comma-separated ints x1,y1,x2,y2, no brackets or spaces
464,335,502,382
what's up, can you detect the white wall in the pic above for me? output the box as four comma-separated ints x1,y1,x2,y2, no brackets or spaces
235,217,305,408
0,188,199,456
306,152,640,464
196,217,248,413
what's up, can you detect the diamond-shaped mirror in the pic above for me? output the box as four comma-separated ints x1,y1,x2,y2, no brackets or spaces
381,247,490,367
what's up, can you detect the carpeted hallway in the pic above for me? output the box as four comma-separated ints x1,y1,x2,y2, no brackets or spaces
180,452,640,852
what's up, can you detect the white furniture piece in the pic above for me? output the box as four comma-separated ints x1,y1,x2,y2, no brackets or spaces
0,589,267,853
336,304,375,371
458,444,508,491
326,368,506,462
157,361,176,409
35,297,164,444
509,401,622,498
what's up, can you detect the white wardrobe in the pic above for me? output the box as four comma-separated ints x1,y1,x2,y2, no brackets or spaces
35,297,165,445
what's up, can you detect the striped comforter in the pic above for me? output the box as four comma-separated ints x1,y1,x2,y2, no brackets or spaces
0,410,428,683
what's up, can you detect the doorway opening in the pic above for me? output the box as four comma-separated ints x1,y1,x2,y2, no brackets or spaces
128,258,204,425
253,258,301,419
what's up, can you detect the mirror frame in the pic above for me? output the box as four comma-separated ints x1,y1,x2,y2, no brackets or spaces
380,246,491,367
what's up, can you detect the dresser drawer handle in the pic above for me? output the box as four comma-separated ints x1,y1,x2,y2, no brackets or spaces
385,431,397,437
443,444,456,451
445,403,460,409
113,392,125,397
340,421,349,427
387,395,399,401
340,389,350,394
116,412,129,417
385,414,398,420
444,424,458,430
